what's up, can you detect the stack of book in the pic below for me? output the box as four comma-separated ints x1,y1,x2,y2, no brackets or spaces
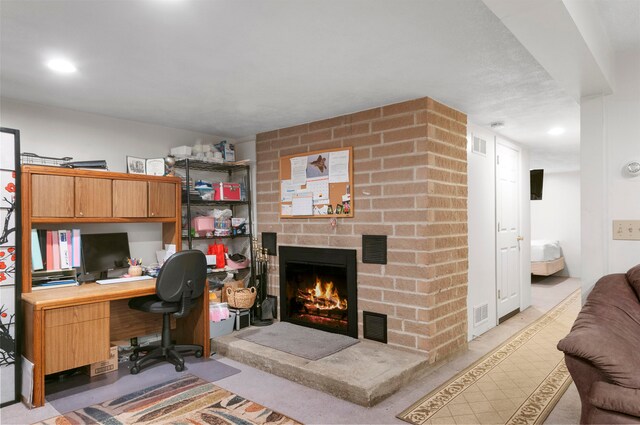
31,229,81,290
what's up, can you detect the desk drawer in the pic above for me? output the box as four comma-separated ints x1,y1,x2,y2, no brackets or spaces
44,302,110,374
45,302,109,327
45,318,110,374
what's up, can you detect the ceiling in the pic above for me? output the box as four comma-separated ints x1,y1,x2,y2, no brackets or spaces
0,0,636,171
594,0,640,53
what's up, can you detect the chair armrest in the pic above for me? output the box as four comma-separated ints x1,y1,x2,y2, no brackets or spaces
588,381,640,418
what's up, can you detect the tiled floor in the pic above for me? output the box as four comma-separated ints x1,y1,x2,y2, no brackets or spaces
0,276,581,425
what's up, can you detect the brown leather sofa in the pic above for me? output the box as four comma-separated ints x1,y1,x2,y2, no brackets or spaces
557,265,640,424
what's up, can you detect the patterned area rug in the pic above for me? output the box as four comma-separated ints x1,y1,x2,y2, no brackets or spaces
398,289,580,425
37,374,301,425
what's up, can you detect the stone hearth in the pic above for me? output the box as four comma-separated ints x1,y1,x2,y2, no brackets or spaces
215,326,429,407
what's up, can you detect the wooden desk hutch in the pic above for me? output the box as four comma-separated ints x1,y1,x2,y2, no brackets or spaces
20,166,210,407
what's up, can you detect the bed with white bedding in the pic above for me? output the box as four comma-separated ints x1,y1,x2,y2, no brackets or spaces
531,240,565,275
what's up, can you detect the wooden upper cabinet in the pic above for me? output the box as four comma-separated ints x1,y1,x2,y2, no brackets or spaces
113,180,148,217
31,174,75,217
148,182,176,218
75,177,112,217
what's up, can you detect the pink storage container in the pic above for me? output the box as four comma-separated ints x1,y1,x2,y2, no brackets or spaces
192,216,214,236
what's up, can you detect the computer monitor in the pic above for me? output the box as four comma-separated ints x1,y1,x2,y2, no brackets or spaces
81,232,131,279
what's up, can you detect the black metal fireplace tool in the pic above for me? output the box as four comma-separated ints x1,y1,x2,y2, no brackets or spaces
251,237,274,326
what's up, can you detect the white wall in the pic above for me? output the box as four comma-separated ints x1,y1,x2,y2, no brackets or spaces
531,171,581,277
604,99,640,273
467,123,531,340
519,145,532,310
467,124,496,339
581,52,640,296
234,139,257,235
0,98,223,264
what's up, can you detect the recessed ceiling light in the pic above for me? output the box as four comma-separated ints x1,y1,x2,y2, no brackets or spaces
547,127,565,136
46,58,77,74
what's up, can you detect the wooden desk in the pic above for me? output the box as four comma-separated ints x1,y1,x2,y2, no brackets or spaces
22,279,210,407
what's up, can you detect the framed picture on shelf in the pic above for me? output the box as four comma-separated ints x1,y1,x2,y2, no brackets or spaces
126,156,146,175
145,158,165,176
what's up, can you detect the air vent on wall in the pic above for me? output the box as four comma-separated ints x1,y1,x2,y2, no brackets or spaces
472,136,487,156
473,303,489,325
363,311,387,343
362,235,387,264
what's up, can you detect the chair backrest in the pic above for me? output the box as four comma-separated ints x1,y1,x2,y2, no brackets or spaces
155,250,207,318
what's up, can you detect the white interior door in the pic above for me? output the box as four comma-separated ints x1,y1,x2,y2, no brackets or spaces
496,142,521,320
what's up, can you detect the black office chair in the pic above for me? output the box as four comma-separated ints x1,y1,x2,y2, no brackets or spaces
127,250,207,374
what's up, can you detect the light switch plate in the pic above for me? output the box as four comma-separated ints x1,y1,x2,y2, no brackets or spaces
612,220,640,240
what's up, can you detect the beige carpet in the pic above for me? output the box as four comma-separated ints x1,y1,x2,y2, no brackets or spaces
398,289,580,425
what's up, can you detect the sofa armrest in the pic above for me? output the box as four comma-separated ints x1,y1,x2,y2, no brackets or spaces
588,382,640,418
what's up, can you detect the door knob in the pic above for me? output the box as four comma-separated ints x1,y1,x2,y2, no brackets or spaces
517,236,524,241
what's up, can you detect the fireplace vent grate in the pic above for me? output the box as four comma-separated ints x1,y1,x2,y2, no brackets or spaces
363,311,387,343
262,232,277,256
362,235,387,264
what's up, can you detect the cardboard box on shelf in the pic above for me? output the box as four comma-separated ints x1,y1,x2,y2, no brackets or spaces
84,344,118,377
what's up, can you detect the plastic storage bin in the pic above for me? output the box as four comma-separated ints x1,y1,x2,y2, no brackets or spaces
210,312,236,338
193,216,215,236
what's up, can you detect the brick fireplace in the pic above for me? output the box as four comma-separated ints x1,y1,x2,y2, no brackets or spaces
256,97,468,363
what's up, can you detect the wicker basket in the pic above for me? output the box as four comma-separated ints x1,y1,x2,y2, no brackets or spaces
226,286,257,309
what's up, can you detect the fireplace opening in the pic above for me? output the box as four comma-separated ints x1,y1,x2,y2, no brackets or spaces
279,246,357,338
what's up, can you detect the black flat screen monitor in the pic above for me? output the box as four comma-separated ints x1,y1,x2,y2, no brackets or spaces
81,232,131,278
530,169,544,200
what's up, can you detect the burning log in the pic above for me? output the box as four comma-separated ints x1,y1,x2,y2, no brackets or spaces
296,288,347,311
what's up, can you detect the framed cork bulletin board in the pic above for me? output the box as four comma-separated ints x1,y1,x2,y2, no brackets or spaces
279,147,353,218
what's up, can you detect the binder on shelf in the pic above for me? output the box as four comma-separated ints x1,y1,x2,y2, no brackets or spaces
66,230,72,266
58,230,71,269
46,231,54,271
31,230,44,271
52,231,60,270
72,229,81,268
37,230,47,270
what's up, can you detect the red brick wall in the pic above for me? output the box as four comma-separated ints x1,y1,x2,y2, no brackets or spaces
255,97,468,362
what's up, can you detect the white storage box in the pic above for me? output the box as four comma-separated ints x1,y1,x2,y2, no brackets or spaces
171,145,192,157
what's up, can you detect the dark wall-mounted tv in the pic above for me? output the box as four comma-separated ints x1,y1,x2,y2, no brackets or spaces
530,169,544,200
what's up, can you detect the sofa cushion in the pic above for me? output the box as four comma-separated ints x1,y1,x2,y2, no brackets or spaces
557,273,640,389
589,381,640,418
626,263,640,301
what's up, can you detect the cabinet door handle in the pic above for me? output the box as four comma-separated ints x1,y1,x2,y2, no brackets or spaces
150,212,155,216
79,211,84,216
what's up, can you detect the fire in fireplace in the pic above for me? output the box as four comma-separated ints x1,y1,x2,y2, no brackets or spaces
279,246,357,338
